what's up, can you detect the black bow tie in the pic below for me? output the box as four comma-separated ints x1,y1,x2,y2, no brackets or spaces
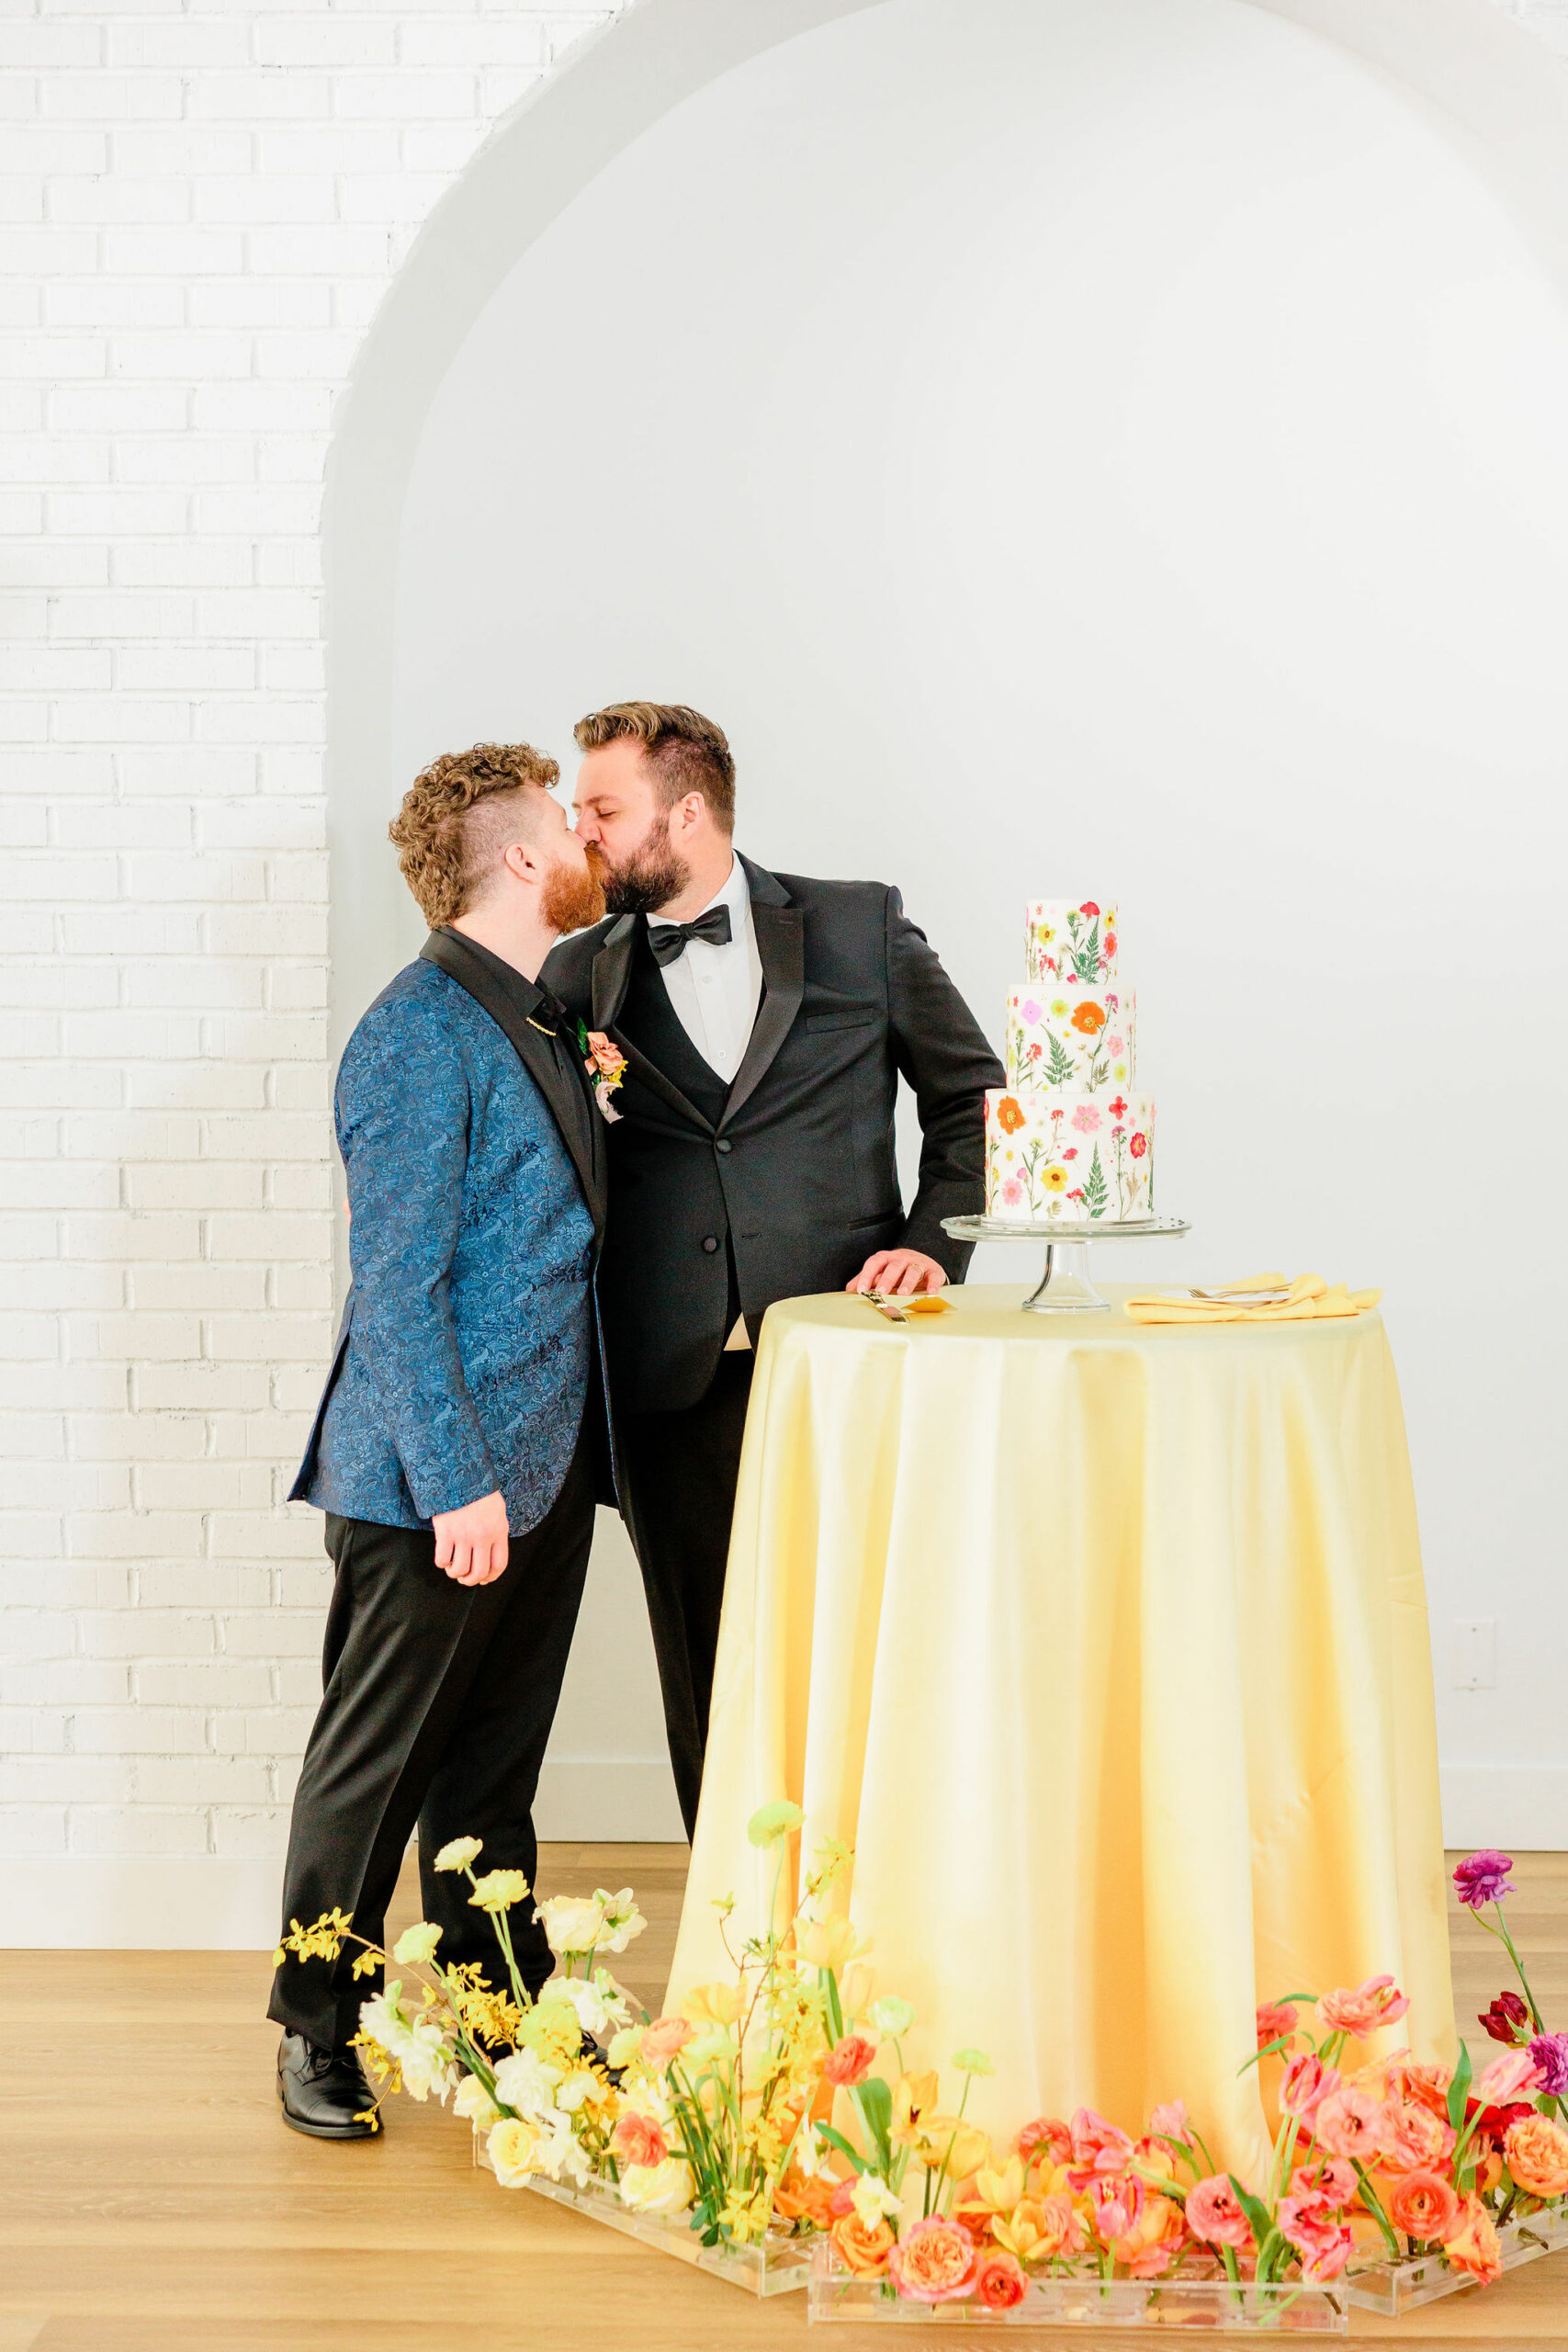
647,904,733,966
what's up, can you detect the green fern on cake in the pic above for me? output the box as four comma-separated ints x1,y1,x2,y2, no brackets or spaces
1084,1143,1109,1218
1042,1033,1076,1088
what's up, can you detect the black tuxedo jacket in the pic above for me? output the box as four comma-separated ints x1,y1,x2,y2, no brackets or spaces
542,856,1003,1414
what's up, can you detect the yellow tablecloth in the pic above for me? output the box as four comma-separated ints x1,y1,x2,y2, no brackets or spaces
666,1283,1454,2177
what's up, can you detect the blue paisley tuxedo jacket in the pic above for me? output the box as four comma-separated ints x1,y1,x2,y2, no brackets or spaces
289,943,603,1537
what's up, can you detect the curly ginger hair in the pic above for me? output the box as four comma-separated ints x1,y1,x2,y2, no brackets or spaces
387,741,559,928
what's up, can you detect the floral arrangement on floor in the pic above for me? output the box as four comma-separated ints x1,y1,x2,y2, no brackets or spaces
276,1832,1568,2313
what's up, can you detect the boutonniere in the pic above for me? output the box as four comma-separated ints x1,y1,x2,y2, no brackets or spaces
577,1020,626,1123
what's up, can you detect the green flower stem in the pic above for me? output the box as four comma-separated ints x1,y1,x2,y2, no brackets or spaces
1479,1905,1546,2034
1350,2160,1400,2258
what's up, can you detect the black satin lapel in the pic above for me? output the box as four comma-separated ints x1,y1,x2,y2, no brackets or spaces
591,921,637,1032
722,902,804,1127
419,933,604,1228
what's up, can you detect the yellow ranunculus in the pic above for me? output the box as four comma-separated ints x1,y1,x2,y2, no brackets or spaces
618,2156,696,2215
434,1836,482,1873
488,2117,541,2186
468,1868,531,1913
680,1981,744,2030
391,1921,442,1965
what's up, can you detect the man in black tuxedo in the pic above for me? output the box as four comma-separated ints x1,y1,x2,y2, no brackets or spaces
543,703,1002,1839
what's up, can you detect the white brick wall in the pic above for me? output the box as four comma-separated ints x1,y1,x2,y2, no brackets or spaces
0,0,629,1912
2,0,1565,1930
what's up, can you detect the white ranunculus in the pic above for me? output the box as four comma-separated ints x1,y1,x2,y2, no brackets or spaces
606,2024,644,2071
871,1996,916,2040
454,2071,502,2130
358,1991,457,2105
491,2047,561,2119
547,1972,630,2042
618,2156,697,2216
536,1894,606,1957
433,1836,482,1873
554,2067,601,2114
592,1888,648,1954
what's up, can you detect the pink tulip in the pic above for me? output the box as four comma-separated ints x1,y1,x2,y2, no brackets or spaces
1068,2107,1134,2179
1473,2048,1545,2106
1280,2053,1339,2117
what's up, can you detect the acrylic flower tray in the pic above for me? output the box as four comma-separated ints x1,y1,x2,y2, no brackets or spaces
807,2245,1348,2330
1345,2200,1568,2315
518,2172,813,2297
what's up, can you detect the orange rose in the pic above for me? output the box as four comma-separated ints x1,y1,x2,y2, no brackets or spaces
1070,1001,1106,1035
773,2169,838,2228
996,1096,1027,1136
611,2112,667,2169
1504,2113,1568,2200
888,2215,979,2303
974,2250,1029,2310
1440,2196,1502,2284
831,2211,896,2277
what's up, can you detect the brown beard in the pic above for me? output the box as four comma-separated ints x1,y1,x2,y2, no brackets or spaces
541,852,607,936
589,816,691,916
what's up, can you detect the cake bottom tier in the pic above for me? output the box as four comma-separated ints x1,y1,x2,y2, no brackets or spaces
984,1087,1155,1223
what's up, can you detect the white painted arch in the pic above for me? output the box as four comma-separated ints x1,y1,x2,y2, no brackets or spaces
323,0,1568,1844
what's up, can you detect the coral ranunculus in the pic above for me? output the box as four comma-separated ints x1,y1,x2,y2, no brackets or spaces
822,2033,876,2088
1503,2112,1568,2200
1313,2086,1395,2161
1379,2099,1457,2175
1441,2196,1503,2283
1015,2115,1072,2165
1256,2000,1298,2052
831,2212,897,2277
638,2014,694,2067
888,2216,979,2303
1316,1974,1410,2038
1184,2175,1253,2250
974,2251,1029,2310
611,2112,668,2169
1387,2169,1461,2243
997,1096,1026,1135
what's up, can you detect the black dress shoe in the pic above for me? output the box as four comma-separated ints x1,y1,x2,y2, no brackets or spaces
276,2031,378,2140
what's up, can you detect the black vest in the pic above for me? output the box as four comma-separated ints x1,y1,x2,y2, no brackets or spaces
615,923,735,1129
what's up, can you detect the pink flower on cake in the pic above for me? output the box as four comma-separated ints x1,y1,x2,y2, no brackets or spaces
1104,931,1117,956
1063,1147,1077,1160
1070,1104,1101,1135
1021,999,1043,1025
1105,1035,1124,1057
1130,1132,1147,1158
1000,1178,1023,1210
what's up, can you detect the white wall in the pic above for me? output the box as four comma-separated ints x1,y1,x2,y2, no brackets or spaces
393,0,1568,1845
6,0,1568,1948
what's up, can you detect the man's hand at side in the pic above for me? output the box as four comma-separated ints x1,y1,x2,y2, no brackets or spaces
432,1489,509,1586
847,1249,948,1297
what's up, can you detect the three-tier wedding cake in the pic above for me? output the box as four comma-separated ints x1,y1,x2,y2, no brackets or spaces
983,899,1156,1223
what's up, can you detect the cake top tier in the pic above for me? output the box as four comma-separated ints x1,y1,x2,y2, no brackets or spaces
1025,900,1117,989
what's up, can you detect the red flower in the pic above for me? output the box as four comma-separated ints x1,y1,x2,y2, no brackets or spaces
1079,901,1100,917
1109,1096,1128,1119
1480,1992,1529,2045
1130,1132,1147,1159
1067,1188,1085,1202
822,2034,876,2088
1063,1147,1077,1160
1468,2097,1536,2146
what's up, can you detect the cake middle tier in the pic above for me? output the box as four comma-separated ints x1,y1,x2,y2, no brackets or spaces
985,1086,1155,1224
1006,981,1135,1092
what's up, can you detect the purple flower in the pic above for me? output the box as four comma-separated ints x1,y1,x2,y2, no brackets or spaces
1529,2031,1568,2098
1453,1849,1516,1910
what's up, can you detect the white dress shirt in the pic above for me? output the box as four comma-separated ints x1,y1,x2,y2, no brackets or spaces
647,854,763,1087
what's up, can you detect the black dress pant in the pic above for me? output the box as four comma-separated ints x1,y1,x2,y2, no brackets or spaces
267,1440,594,2053
617,1351,754,1841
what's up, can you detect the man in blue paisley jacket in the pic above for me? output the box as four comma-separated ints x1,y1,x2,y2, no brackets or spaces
268,741,609,2141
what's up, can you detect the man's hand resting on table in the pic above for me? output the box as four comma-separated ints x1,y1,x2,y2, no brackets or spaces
433,1489,509,1586
847,1248,948,1297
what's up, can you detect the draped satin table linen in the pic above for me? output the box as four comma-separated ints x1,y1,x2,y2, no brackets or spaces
666,1283,1454,2177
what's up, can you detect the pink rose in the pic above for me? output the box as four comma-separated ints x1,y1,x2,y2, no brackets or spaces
1312,2086,1394,2161
1070,1104,1101,1135
638,2015,694,2067
1184,2175,1252,2250
1473,2049,1544,2106
1280,2053,1339,2117
1316,1974,1410,2038
887,2216,979,2304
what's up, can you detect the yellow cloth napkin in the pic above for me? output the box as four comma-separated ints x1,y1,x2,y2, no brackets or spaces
1122,1271,1382,1325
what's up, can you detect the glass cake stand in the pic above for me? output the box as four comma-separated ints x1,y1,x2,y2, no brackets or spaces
942,1214,1191,1314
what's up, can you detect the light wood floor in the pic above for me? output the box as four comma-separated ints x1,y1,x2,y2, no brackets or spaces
2,1850,1563,2350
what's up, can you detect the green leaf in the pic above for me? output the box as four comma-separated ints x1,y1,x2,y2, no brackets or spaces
857,2075,892,2135
817,2122,869,2175
1084,1143,1108,1217
1448,2041,1472,2132
1043,1033,1076,1087
1072,919,1100,982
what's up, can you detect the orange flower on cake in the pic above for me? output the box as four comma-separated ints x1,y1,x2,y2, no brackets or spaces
887,2215,980,2303
1385,2169,1461,2243
996,1096,1026,1136
1503,2112,1568,2200
1070,1001,1106,1035
1439,2195,1504,2284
